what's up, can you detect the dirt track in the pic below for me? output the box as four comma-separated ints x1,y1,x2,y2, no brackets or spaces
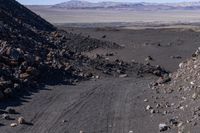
0,76,170,133
2,1,200,132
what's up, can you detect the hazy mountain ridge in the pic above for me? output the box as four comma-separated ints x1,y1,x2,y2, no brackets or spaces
170,1,200,7
50,0,200,10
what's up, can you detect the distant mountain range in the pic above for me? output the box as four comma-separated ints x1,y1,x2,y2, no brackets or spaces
29,0,200,10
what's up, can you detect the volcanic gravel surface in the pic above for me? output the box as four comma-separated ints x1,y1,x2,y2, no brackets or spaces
1,0,200,133
63,27,200,72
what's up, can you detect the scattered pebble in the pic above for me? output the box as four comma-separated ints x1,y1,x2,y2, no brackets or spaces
2,114,10,120
171,55,182,59
62,120,67,123
119,74,128,78
190,81,195,85
169,118,178,126
179,106,184,110
10,123,17,127
192,93,198,100
156,104,160,108
186,120,192,123
177,122,183,128
146,105,152,110
144,99,148,102
150,109,155,114
6,107,16,114
159,123,169,132
179,62,184,68
145,56,153,61
17,117,25,124
193,122,197,126
163,111,167,115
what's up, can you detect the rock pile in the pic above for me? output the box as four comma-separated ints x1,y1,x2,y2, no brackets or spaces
48,31,121,52
86,56,168,77
0,0,120,99
147,47,200,132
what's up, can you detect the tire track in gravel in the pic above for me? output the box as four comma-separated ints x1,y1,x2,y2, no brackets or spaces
0,76,162,133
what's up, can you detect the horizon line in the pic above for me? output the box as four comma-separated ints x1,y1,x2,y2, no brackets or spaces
18,0,200,6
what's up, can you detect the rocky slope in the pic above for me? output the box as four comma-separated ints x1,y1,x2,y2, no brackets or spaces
146,48,200,132
0,0,167,100
0,0,55,31
0,0,119,100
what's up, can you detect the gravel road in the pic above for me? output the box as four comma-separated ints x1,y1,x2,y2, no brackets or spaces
0,76,168,133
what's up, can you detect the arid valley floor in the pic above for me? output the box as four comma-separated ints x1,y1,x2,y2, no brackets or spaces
2,1,200,133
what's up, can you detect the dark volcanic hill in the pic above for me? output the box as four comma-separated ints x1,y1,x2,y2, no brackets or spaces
0,0,119,99
0,0,55,31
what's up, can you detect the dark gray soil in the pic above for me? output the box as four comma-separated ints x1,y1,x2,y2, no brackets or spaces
2,1,200,132
62,27,200,72
0,76,167,133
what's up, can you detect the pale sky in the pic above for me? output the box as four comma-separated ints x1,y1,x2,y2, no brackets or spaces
16,0,200,5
